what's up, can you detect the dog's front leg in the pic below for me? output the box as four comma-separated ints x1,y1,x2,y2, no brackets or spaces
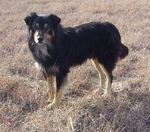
47,75,57,105
55,75,68,106
47,73,68,107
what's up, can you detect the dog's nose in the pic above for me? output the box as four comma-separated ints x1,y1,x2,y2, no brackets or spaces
38,37,43,43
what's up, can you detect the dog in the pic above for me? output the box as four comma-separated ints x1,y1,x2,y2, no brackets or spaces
24,12,129,107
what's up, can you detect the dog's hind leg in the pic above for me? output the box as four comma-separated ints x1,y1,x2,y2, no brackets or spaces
98,63,113,95
91,59,106,92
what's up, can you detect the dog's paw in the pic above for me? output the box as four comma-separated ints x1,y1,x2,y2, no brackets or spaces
94,88,104,95
46,99,52,104
102,89,113,99
44,102,55,111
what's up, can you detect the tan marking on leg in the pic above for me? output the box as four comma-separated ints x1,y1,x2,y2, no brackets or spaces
47,76,68,107
91,59,105,88
47,75,56,103
55,77,68,106
99,64,112,95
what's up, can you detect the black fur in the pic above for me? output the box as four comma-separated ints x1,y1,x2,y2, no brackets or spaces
24,12,128,96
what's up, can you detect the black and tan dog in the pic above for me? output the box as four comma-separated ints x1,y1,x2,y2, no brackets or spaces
24,12,128,107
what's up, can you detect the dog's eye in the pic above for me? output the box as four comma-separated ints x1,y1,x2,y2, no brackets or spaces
32,25,38,30
45,25,51,31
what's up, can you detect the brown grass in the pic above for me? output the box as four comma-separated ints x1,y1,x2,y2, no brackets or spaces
0,0,150,131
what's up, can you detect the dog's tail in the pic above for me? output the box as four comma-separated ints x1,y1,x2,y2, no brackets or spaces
119,43,129,59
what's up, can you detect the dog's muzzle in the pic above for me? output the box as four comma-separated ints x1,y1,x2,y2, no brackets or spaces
37,36,43,44
34,36,45,45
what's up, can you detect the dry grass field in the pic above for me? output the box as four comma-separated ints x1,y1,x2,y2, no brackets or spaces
0,0,150,131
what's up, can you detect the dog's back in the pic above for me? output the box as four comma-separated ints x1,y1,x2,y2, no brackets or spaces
62,22,124,66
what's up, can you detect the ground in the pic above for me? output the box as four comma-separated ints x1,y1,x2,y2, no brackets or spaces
0,0,150,131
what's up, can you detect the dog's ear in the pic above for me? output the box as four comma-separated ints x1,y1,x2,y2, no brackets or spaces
49,14,61,29
24,12,37,26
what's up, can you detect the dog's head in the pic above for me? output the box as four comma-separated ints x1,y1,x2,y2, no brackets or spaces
24,12,61,45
